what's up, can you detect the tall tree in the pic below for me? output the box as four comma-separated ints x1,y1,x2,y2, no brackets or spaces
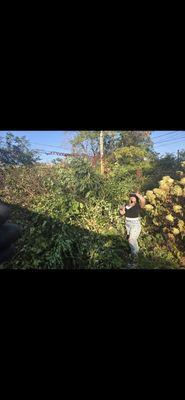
0,133,40,165
70,131,153,157
116,131,152,149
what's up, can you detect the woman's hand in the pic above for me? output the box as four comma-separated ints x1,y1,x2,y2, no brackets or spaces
136,192,146,208
119,206,125,216
136,191,142,199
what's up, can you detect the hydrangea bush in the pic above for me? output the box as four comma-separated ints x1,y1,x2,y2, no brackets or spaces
144,162,185,265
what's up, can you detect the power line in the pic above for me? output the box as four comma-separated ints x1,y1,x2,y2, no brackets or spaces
154,136,185,145
152,136,185,145
98,130,179,140
152,132,185,144
151,130,179,139
155,139,185,148
29,142,70,149
1,132,185,155
0,140,70,149
97,131,185,147
0,131,181,148
0,138,70,150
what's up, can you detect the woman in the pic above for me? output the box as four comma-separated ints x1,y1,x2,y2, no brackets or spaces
119,192,145,260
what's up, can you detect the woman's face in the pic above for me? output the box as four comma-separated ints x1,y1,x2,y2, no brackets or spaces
130,196,137,204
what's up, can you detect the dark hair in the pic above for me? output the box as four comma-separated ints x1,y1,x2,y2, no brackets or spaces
130,193,139,203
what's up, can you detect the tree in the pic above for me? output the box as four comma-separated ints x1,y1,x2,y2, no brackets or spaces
70,131,100,156
109,145,154,166
70,131,153,157
53,158,65,164
0,133,40,165
116,131,152,149
178,149,185,162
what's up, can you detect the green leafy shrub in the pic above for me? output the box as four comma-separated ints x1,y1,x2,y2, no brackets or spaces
1,154,185,269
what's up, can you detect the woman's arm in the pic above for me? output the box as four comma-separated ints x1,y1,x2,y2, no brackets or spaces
136,192,146,208
119,205,126,216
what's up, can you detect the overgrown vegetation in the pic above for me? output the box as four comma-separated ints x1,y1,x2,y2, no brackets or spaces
0,132,185,269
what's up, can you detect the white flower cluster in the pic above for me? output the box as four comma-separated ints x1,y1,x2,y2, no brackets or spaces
173,205,182,213
176,171,184,177
166,214,174,223
160,176,174,186
145,204,154,212
172,228,180,235
171,185,183,196
180,177,185,186
178,220,184,233
145,190,156,205
153,188,168,200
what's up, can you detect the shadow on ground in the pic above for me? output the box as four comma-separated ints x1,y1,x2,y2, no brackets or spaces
0,201,181,270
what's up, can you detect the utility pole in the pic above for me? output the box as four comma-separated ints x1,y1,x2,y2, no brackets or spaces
177,149,180,163
100,130,104,175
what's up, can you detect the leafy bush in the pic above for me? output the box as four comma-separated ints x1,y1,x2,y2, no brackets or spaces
1,153,185,269
0,164,55,207
144,162,185,265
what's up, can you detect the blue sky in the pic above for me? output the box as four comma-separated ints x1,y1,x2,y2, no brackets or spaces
0,131,185,162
